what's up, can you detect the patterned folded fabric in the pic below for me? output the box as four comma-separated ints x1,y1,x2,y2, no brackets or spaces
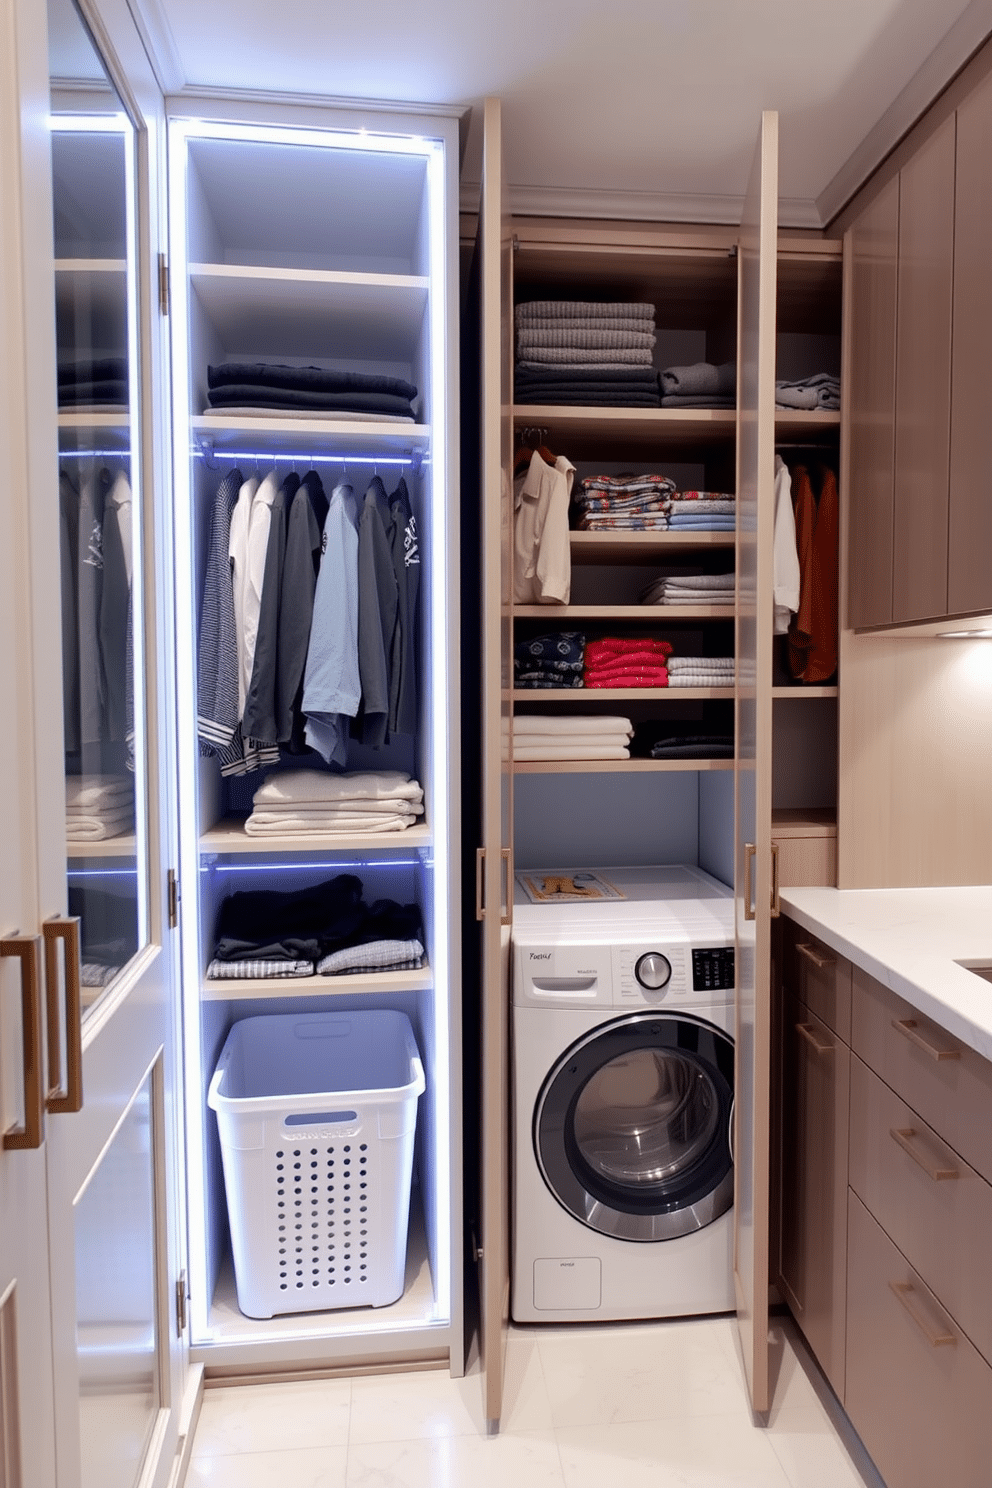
516,301,654,322
514,633,585,667
668,500,736,515
206,958,315,979
515,675,585,689
316,938,425,976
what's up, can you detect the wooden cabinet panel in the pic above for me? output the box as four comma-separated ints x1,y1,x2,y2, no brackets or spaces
850,1054,992,1365
948,70,992,616
779,996,850,1399
892,115,956,624
851,968,992,1186
847,175,898,629
783,920,851,1041
846,1193,992,1488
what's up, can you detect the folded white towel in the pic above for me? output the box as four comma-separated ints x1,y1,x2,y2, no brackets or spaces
668,675,735,688
668,656,734,671
516,734,633,749
247,798,423,819
512,714,633,737
65,811,134,841
244,812,419,835
514,744,631,761
65,776,132,811
253,769,423,807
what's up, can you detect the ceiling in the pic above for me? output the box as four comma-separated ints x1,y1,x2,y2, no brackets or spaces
132,0,990,225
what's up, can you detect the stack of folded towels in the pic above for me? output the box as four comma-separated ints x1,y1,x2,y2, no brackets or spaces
244,769,425,835
572,474,675,531
667,491,736,531
660,361,736,409
775,373,840,410
667,656,735,688
513,714,633,761
58,357,128,409
514,633,585,689
205,362,418,421
514,301,660,407
206,872,425,980
640,573,736,606
65,776,134,841
584,637,673,689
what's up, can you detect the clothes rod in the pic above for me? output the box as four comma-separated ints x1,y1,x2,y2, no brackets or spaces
59,450,131,461
193,446,426,471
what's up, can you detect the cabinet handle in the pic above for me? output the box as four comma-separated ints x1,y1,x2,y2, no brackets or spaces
476,848,485,922
500,848,512,928
770,842,781,918
795,1021,833,1056
744,843,755,921
888,1280,956,1348
891,1017,961,1062
43,917,83,1114
796,941,835,970
1,934,45,1151
889,1126,958,1182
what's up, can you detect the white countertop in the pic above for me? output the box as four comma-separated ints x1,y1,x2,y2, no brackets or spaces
779,885,992,1062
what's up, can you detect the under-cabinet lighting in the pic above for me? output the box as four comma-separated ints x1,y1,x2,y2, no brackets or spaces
192,448,425,469
202,860,416,873
169,117,444,160
936,628,992,639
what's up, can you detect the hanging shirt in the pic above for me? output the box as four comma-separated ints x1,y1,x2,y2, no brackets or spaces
388,476,419,736
513,449,575,605
60,470,81,754
99,470,131,743
197,467,243,752
228,472,260,716
276,470,328,748
243,470,298,746
773,454,801,635
356,476,399,748
77,465,109,748
302,481,360,767
240,468,280,715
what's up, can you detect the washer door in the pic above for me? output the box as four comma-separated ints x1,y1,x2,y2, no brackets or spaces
534,1012,734,1242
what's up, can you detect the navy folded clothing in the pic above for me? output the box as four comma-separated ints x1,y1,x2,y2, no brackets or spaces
515,362,659,383
206,385,415,417
59,380,129,406
515,380,660,398
660,394,735,409
58,357,128,387
211,874,424,964
514,632,585,669
207,361,417,401
516,392,661,407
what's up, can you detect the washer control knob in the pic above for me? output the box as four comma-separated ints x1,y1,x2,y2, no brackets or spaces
634,952,672,991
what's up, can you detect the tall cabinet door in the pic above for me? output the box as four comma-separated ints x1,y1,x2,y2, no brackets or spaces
11,0,185,1485
477,95,514,1436
733,109,779,1418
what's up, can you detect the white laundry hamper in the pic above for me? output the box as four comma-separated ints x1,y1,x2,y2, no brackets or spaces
208,1009,425,1319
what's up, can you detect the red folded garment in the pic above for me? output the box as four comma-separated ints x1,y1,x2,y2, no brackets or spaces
585,636,673,665
586,668,669,688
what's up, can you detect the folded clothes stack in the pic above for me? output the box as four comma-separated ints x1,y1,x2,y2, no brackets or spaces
206,871,425,980
775,373,840,411
514,632,586,689
667,491,736,531
205,362,419,421
584,637,673,689
660,361,736,409
513,713,633,761
65,775,134,841
573,474,675,531
58,356,129,409
648,733,735,759
667,656,735,688
515,301,660,406
640,573,736,606
243,769,425,835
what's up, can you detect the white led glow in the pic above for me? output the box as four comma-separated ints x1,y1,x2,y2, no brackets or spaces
936,628,992,639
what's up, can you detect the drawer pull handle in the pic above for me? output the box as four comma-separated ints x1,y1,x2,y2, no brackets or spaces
796,941,835,970
889,1126,959,1182
888,1280,956,1348
891,1017,961,1062
796,1021,833,1056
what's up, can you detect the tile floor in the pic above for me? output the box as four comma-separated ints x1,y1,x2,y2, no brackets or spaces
185,1317,879,1488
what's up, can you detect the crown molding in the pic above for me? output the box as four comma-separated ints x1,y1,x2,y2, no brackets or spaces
460,180,822,230
166,82,468,122
817,0,992,226
125,0,186,93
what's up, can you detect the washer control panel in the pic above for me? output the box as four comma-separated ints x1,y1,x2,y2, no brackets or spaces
514,941,734,1008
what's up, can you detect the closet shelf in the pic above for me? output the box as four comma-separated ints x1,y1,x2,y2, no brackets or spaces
512,687,733,701
67,834,137,860
199,816,432,855
512,405,737,452
201,966,433,1001
771,807,837,837
514,604,734,621
570,531,734,562
58,413,130,449
773,409,841,438
772,685,838,699
189,263,429,361
190,414,430,459
514,758,734,775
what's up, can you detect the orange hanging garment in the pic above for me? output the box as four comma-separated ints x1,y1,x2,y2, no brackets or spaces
787,464,838,683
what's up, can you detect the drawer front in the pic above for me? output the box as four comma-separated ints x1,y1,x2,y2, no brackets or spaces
846,1193,992,1488
852,968,992,1185
785,920,851,1042
849,1054,992,1364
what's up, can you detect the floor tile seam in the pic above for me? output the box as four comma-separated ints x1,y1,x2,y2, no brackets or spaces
764,1426,866,1488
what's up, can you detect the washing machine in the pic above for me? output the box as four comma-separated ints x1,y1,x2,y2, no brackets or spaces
511,863,736,1324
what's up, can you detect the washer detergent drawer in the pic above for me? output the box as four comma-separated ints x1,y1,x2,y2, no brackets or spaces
515,946,614,1008
533,1257,602,1311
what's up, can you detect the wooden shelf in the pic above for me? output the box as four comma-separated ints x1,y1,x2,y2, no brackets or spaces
200,816,431,855
191,414,429,459
201,966,432,1001
771,807,837,838
67,834,136,860
512,687,733,701
514,757,734,774
515,603,734,621
570,531,735,563
190,262,428,361
512,405,737,453
772,685,838,699
773,409,841,438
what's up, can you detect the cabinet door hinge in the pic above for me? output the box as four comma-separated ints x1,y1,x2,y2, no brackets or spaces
158,253,169,316
175,1270,188,1335
168,869,179,930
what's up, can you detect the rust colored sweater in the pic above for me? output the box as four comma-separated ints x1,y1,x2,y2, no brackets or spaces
787,465,838,684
